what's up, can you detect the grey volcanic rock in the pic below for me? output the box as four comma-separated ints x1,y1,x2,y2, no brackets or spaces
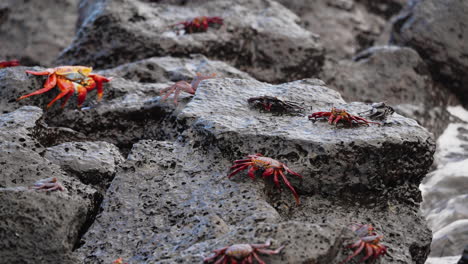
391,0,468,103
45,141,124,188
277,0,386,59
0,106,97,264
0,0,78,66
99,54,254,83
178,77,435,198
57,0,324,83
321,46,456,138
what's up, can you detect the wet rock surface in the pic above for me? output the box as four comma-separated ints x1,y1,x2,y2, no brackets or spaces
391,0,468,104
178,78,435,199
57,0,324,83
321,46,457,138
0,0,78,66
0,106,98,264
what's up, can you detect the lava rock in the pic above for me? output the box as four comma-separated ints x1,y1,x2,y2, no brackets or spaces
458,245,468,264
44,141,124,189
391,0,468,103
178,77,435,199
57,0,324,83
0,106,98,264
321,45,456,138
277,0,386,59
0,0,78,66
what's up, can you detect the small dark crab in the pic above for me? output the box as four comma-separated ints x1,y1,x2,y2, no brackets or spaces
204,239,284,264
171,16,223,34
248,96,304,115
340,224,387,264
29,177,66,192
358,102,395,121
308,107,381,127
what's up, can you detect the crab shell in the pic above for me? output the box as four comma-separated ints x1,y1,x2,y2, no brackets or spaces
225,244,253,259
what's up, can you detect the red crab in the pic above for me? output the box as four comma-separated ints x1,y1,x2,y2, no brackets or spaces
18,66,111,108
29,177,66,192
0,60,20,68
172,16,223,34
308,107,380,126
204,239,284,264
340,224,387,264
160,72,216,104
112,258,128,264
228,154,303,205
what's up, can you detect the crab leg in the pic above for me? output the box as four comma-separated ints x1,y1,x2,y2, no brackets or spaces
173,86,183,105
256,245,285,255
46,78,75,108
333,115,343,125
230,162,252,170
214,255,227,264
89,73,111,101
278,170,300,205
228,164,250,178
284,165,303,178
360,244,374,262
251,252,266,264
340,242,365,264
272,170,282,189
247,166,258,179
18,74,57,101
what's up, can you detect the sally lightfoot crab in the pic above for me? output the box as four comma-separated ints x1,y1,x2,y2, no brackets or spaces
248,96,304,115
228,154,303,205
160,73,216,104
29,177,66,192
340,224,387,264
0,60,20,68
172,16,223,34
17,66,111,108
308,107,380,127
204,239,284,264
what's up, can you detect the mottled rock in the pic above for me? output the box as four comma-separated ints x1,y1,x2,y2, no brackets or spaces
277,0,386,59
391,0,468,103
57,0,324,83
0,0,78,66
178,77,435,198
0,106,98,264
431,220,468,257
45,141,124,188
321,46,456,137
99,54,254,83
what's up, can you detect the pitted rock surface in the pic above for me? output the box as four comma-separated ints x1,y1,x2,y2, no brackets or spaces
321,46,456,138
0,0,78,66
0,106,98,264
99,55,254,83
45,141,124,188
391,0,468,103
75,139,430,264
177,77,435,198
277,0,386,59
57,0,324,83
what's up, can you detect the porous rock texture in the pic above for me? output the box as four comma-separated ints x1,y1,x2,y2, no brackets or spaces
72,77,434,263
276,0,387,59
56,0,324,83
1,57,252,152
321,46,458,138
391,0,468,104
0,0,78,66
0,106,98,264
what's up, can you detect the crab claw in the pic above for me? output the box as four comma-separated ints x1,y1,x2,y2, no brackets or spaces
0,60,20,68
89,74,112,101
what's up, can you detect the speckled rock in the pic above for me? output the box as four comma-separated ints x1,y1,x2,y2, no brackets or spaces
321,46,456,138
0,106,98,264
75,138,430,263
57,0,324,83
99,54,254,83
276,0,386,59
0,0,78,66
44,141,124,188
178,77,435,198
391,0,468,103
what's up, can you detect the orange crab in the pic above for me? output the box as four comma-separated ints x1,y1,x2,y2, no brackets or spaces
18,66,111,108
0,60,20,68
340,224,387,264
308,107,380,126
228,154,303,205
160,72,215,104
172,16,223,34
